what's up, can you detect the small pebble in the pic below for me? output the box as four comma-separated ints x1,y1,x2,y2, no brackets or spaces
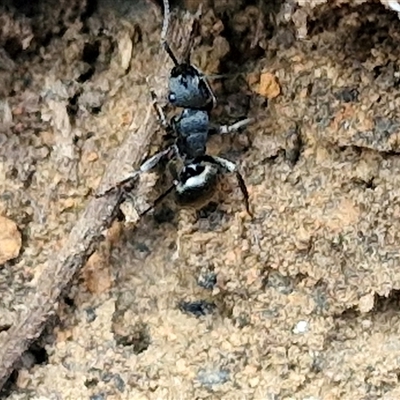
85,307,97,323
178,300,216,317
90,393,106,400
197,271,217,290
101,372,113,383
114,374,125,393
0,215,21,264
293,320,309,334
197,368,230,388
257,72,281,99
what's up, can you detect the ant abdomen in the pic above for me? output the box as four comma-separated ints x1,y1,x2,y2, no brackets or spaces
175,162,219,205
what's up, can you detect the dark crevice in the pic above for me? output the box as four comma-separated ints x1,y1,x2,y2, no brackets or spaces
372,290,400,313
308,6,345,36
27,343,49,365
76,41,100,84
308,1,400,66
332,290,400,319
335,87,360,103
66,91,81,120
81,0,98,21
285,127,303,166
0,324,11,333
333,305,360,320
113,321,151,354
85,377,99,388
22,164,36,189
63,295,75,308
4,37,23,59
6,0,38,17
153,205,175,224
337,144,400,158
0,370,18,398
0,0,100,62
91,106,102,114
351,177,376,190
260,153,280,165
77,66,95,83
82,41,100,65
196,201,224,221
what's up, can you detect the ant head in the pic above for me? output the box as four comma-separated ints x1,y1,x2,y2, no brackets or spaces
175,161,219,205
163,42,213,109
168,64,213,109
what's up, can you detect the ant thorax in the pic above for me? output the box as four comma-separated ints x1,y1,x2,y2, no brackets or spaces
173,108,209,159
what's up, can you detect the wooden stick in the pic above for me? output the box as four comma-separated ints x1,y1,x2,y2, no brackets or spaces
0,4,197,390
0,109,156,390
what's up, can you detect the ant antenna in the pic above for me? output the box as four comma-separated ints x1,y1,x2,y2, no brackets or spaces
161,0,179,66
161,0,170,43
163,42,179,66
182,11,201,64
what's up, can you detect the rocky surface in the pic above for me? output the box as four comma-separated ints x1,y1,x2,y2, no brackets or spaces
2,0,400,398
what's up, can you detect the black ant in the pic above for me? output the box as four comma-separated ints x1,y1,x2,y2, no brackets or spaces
99,0,253,217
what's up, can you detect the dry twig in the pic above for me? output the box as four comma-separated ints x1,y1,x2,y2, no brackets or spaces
0,4,198,390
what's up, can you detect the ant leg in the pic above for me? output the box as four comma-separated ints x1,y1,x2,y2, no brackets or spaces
234,168,252,218
200,73,217,109
217,118,254,135
96,145,177,197
195,154,252,217
187,64,217,109
147,83,176,139
212,156,252,217
145,79,170,130
182,15,201,64
160,0,180,66
140,144,178,172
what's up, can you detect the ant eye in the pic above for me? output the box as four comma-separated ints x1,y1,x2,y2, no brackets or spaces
169,93,176,103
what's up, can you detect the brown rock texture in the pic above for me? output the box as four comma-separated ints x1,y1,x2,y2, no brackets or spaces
2,0,400,399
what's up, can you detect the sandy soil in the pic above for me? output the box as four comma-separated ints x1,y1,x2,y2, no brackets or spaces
2,0,400,399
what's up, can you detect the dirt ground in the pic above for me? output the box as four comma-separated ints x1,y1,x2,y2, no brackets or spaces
3,0,400,398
